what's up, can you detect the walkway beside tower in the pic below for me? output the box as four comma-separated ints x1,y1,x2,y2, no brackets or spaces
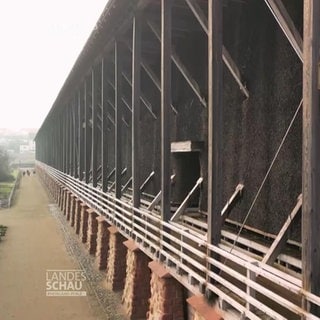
0,175,125,320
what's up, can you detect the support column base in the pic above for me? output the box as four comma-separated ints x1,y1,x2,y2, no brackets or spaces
95,216,110,270
105,226,127,291
80,204,89,243
122,240,151,319
87,209,98,255
147,261,185,320
187,295,223,320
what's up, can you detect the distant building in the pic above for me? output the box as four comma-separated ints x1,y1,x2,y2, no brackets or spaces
19,141,35,153
29,140,35,151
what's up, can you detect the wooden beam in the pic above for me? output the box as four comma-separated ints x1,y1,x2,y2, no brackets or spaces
140,171,155,192
91,67,98,187
262,195,302,265
161,0,172,222
73,94,78,178
171,140,203,153
170,177,203,222
106,97,129,128
68,104,72,174
84,79,91,184
221,184,244,218
148,174,176,211
108,168,127,192
147,20,207,107
263,0,303,61
183,0,249,98
63,109,67,171
115,40,123,199
70,100,74,176
121,177,132,193
132,12,142,208
302,0,320,313
70,103,74,174
101,58,109,193
78,88,84,181
122,71,157,119
207,0,223,246
131,45,178,115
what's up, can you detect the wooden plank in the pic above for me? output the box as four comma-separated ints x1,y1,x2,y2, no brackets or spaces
302,0,320,313
225,218,302,249
262,195,302,265
132,12,142,208
207,0,223,246
170,140,203,153
161,0,172,222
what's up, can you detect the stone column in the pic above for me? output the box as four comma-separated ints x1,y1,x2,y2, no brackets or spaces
96,216,110,270
122,240,151,319
74,199,82,233
56,184,61,203
58,186,64,210
147,261,185,320
105,226,127,291
57,186,62,208
64,190,71,216
87,209,98,255
60,188,67,211
67,194,75,221
80,203,89,243
69,195,76,226
187,295,223,320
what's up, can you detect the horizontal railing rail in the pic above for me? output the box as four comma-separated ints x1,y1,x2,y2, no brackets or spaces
37,161,320,320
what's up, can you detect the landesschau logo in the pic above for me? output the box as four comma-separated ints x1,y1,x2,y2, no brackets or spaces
46,269,87,296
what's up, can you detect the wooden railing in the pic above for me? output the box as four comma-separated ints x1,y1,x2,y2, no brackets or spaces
37,161,320,320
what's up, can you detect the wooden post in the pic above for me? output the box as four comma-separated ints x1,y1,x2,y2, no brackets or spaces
101,58,109,193
69,101,74,176
78,88,84,181
72,94,78,178
115,40,123,199
92,67,98,187
302,0,320,314
161,0,172,222
84,79,91,184
207,0,223,246
132,13,142,209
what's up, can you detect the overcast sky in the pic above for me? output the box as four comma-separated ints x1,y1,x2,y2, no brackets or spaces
0,0,108,129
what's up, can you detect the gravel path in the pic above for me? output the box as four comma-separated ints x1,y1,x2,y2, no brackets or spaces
0,175,127,320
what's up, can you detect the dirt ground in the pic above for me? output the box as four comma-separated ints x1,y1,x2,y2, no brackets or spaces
0,175,126,320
